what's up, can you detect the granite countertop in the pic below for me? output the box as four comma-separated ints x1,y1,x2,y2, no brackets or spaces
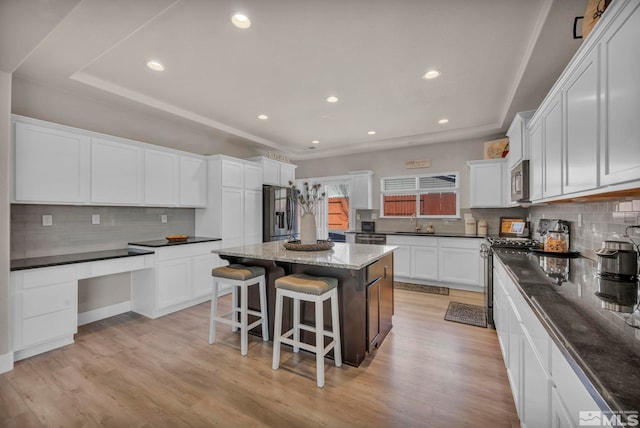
214,241,397,270
10,248,155,271
128,236,221,247
494,249,640,416
346,230,493,239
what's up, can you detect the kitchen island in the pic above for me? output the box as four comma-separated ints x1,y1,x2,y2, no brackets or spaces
214,241,396,367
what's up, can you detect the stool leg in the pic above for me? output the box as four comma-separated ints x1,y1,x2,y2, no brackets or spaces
293,297,300,353
231,286,239,333
315,298,325,388
331,289,342,367
209,279,219,344
272,289,283,370
240,283,249,356
259,276,269,341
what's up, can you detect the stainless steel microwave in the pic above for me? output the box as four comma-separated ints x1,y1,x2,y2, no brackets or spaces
511,160,530,203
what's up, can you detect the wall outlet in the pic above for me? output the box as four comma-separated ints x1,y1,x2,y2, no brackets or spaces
577,213,583,228
371,213,378,220
92,214,100,225
161,214,167,224
42,214,53,227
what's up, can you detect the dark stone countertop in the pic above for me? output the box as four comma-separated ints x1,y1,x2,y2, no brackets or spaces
346,230,492,239
493,248,640,415
10,248,155,271
128,236,221,247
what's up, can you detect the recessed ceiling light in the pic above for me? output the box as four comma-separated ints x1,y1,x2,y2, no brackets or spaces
146,60,164,71
422,70,441,80
257,114,268,120
231,13,251,29
312,140,320,144
367,131,376,135
438,118,449,124
326,96,339,103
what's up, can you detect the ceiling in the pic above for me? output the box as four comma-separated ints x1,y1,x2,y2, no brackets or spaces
2,0,587,160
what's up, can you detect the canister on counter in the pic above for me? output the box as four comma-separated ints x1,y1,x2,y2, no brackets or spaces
478,219,487,237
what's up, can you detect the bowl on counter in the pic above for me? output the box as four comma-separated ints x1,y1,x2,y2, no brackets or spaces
166,234,189,242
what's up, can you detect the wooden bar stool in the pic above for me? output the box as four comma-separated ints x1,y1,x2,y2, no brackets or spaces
272,273,342,388
209,264,268,356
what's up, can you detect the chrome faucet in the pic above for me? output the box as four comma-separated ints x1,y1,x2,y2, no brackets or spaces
410,213,421,231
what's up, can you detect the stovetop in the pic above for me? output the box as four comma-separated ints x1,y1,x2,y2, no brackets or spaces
488,237,539,248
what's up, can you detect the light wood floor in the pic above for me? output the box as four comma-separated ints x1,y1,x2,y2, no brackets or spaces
0,289,519,427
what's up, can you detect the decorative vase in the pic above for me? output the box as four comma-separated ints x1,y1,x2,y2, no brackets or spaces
300,212,317,245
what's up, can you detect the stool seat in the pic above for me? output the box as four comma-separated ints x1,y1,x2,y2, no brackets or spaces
212,264,265,281
272,273,342,388
275,273,338,295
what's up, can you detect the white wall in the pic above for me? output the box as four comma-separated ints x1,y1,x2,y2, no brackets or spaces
0,71,12,370
295,137,489,210
11,77,264,158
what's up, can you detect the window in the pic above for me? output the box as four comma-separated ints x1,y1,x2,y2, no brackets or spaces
381,172,460,218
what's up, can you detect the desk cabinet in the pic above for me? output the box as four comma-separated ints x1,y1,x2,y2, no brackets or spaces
11,266,78,361
130,241,224,319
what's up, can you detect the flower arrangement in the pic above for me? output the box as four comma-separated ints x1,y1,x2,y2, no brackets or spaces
289,181,325,214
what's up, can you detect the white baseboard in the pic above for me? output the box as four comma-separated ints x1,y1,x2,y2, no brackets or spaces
78,301,131,326
0,351,13,374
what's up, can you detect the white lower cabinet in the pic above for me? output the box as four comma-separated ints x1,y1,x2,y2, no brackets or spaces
386,235,484,290
11,265,78,361
493,256,605,428
130,241,224,319
411,245,438,281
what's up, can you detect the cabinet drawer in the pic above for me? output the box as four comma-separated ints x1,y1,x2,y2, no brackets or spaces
22,265,77,289
78,256,147,279
22,281,76,318
20,308,77,349
386,235,438,247
438,237,483,249
154,242,220,261
551,343,603,421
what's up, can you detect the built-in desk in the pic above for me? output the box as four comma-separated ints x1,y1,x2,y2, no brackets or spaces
9,249,155,363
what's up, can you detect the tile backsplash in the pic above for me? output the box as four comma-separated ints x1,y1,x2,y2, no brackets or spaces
529,198,640,260
11,204,196,259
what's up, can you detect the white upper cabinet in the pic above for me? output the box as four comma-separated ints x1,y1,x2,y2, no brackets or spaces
12,115,207,207
179,156,206,207
244,163,263,190
280,163,296,186
350,170,373,209
563,46,600,194
529,118,544,202
542,94,563,199
144,150,178,206
14,122,90,204
221,158,244,188
506,111,535,170
468,159,506,208
527,0,640,202
90,138,144,205
599,0,640,186
249,156,297,186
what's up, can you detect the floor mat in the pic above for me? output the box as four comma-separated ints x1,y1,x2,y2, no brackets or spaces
394,281,449,295
444,302,487,328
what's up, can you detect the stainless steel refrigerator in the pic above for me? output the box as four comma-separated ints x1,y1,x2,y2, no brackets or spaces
262,185,296,242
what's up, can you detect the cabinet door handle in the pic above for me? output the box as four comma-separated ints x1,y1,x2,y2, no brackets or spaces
383,265,387,279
